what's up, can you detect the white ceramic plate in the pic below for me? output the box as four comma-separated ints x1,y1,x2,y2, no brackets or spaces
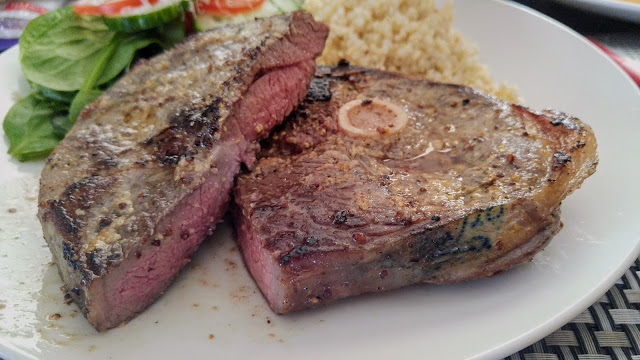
551,0,640,23
2,1,640,359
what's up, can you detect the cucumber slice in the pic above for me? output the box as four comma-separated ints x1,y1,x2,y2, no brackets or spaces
104,0,189,32
269,0,303,12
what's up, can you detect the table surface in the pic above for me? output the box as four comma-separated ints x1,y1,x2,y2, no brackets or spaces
508,2,640,359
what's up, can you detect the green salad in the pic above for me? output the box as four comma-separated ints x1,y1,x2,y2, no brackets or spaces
3,0,302,161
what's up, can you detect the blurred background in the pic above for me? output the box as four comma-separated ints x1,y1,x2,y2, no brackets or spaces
515,0,640,73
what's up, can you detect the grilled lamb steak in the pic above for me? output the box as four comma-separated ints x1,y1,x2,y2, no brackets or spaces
233,65,598,314
37,11,328,331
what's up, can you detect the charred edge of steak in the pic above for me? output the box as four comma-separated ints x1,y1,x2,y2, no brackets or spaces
51,200,79,237
146,97,224,165
62,283,90,316
86,246,124,277
62,242,80,270
547,110,583,131
49,176,116,241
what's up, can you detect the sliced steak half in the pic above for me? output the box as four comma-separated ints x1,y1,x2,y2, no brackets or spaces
37,11,328,331
233,65,598,314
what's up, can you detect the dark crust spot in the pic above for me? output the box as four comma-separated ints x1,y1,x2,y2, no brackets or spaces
86,250,103,275
337,59,350,67
146,97,223,165
98,217,111,229
306,78,331,102
304,236,319,245
244,46,260,61
62,242,80,270
280,245,315,265
86,246,122,276
50,176,114,240
547,111,582,131
332,210,348,224
553,151,572,169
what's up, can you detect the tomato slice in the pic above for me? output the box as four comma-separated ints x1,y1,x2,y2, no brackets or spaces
4,2,48,14
195,0,265,14
73,0,160,16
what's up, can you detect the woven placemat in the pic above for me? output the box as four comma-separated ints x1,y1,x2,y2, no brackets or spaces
507,258,640,360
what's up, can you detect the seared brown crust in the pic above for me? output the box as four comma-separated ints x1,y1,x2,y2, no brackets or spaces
38,12,328,330
233,65,598,314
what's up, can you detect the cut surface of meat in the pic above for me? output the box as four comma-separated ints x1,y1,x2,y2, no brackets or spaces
233,64,598,314
37,11,328,331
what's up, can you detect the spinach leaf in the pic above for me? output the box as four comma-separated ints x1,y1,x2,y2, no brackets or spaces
67,33,160,123
3,93,68,161
20,7,182,93
97,34,161,85
7,6,190,161
154,17,186,48
68,88,102,124
51,113,74,138
31,83,77,103
19,6,115,91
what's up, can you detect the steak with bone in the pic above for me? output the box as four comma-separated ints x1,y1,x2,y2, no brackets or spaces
233,64,598,314
37,11,328,331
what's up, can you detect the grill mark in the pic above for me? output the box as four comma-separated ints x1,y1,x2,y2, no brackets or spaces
50,177,115,240
52,200,79,236
146,98,223,165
